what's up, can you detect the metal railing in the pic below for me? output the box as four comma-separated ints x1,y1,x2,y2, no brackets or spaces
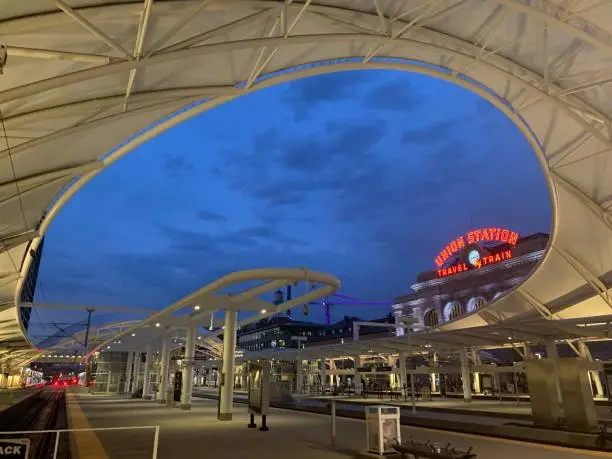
0,425,160,459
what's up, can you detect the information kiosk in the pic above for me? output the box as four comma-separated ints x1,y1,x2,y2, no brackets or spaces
247,361,271,431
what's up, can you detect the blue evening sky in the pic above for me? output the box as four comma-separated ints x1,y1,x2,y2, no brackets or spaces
29,70,552,342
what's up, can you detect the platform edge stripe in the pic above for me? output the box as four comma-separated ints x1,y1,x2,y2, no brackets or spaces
65,390,110,459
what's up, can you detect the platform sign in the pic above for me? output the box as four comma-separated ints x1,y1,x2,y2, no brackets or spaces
247,361,270,416
0,439,29,458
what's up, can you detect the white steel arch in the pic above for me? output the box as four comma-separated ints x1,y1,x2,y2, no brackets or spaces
1,0,612,358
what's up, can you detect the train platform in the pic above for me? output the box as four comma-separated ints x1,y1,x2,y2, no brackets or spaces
0,386,44,413
65,388,608,459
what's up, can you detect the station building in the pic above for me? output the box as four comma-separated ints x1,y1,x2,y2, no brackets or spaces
393,230,549,331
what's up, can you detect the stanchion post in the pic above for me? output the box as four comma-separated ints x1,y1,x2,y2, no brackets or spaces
152,426,160,459
259,415,269,431
330,400,336,447
410,373,416,414
514,372,520,406
52,431,60,459
248,413,257,428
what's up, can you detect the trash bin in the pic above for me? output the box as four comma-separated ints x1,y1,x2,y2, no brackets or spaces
365,405,401,456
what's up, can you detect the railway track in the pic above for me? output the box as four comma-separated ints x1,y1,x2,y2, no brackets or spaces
0,388,70,458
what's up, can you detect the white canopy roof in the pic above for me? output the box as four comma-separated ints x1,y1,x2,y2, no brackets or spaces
1,1,612,365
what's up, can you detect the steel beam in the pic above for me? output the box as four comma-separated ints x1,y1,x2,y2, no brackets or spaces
54,0,132,59
6,46,112,64
124,0,154,112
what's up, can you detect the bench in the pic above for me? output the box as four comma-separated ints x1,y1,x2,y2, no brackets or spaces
393,440,477,459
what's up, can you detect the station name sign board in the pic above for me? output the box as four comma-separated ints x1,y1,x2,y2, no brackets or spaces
434,227,519,268
436,250,513,278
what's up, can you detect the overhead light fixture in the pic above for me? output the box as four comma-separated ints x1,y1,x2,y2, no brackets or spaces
260,309,267,314
194,305,201,311
155,323,161,327
131,333,136,337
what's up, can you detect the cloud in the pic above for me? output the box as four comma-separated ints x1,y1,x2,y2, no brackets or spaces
401,119,456,145
163,153,193,178
281,71,370,120
218,115,466,226
91,223,317,308
235,226,309,246
362,79,422,112
197,210,227,222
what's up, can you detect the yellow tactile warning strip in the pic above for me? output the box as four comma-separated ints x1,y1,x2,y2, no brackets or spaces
65,390,110,459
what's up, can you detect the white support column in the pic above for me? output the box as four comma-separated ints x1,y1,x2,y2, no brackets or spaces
142,346,153,399
459,348,472,403
296,359,303,394
157,336,170,403
578,341,604,398
218,308,237,421
430,352,438,393
124,351,134,394
590,370,604,398
471,349,481,394
353,355,362,395
398,352,407,395
321,358,327,393
546,341,562,403
181,322,196,410
133,352,141,392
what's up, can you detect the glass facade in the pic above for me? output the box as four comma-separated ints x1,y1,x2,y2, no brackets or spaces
19,237,45,332
238,324,319,351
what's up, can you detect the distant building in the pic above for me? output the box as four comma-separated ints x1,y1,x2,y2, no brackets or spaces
237,314,396,351
20,237,45,332
237,316,325,351
305,314,396,346
393,231,549,331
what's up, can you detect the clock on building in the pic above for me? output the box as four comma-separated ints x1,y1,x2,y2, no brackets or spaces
468,249,481,268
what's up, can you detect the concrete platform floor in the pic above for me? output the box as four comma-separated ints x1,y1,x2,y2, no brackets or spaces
67,390,608,459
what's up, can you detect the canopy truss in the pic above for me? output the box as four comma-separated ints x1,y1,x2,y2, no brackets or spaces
1,1,612,364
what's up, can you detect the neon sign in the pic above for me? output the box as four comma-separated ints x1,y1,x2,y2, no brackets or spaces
434,227,519,268
436,250,513,278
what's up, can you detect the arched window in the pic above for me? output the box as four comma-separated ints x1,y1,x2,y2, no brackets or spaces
492,291,506,301
466,296,487,313
423,309,439,327
443,301,463,321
